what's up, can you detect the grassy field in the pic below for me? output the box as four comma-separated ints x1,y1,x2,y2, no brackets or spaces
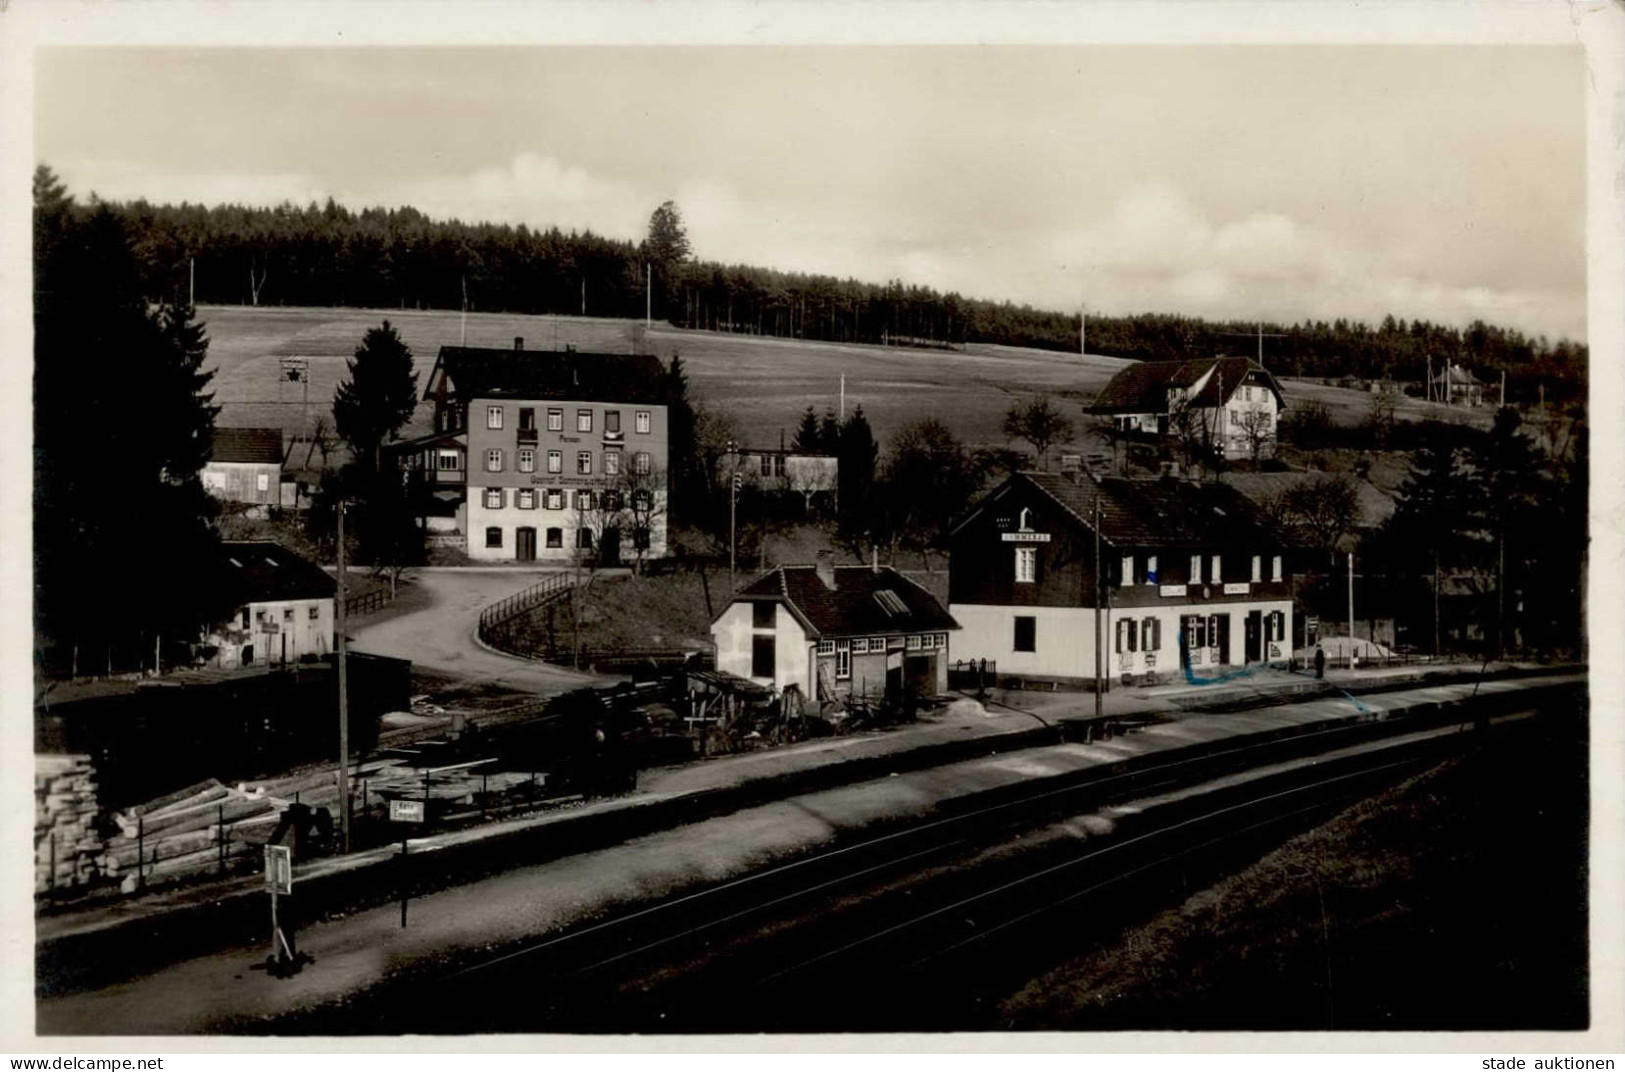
197,303,1133,451
997,713,1589,1030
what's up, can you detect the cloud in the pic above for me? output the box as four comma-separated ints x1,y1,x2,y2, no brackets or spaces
1046,183,1583,339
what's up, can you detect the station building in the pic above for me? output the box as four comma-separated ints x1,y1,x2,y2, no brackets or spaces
947,471,1293,688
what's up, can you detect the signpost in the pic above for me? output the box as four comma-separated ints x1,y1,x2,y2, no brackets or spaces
264,844,294,973
390,797,425,928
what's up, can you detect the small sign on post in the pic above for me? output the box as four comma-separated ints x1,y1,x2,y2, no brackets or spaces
264,843,293,895
389,798,424,928
389,799,426,823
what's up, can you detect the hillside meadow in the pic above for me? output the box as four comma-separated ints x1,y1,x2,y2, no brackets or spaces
196,303,1493,461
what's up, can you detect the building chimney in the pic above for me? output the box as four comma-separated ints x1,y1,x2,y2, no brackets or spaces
815,550,836,591
514,336,524,351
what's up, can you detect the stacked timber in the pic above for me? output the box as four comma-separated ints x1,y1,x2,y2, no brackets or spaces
34,754,104,894
103,778,282,892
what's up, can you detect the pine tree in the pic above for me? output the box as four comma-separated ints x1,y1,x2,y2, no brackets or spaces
332,319,418,472
792,405,822,453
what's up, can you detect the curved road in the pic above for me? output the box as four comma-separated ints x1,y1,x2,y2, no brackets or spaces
349,568,606,696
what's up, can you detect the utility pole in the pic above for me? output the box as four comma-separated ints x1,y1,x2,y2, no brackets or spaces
728,440,739,593
1347,550,1356,670
336,500,351,854
189,256,195,308
1093,498,1103,719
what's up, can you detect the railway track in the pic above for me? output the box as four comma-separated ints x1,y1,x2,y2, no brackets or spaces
274,681,1581,1035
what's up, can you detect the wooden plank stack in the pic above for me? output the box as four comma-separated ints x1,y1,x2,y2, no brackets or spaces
34,753,103,894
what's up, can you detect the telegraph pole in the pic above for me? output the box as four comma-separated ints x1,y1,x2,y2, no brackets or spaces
728,441,739,593
1347,550,1356,670
1093,498,1103,719
336,500,351,854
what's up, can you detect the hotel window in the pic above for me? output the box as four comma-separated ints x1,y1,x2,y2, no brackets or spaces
283,607,294,622
309,605,321,621
518,449,536,473
853,638,869,654
1272,555,1283,582
605,449,621,476
1120,555,1134,587
547,408,563,432
547,450,562,474
577,527,593,549
636,410,651,434
484,488,503,510
257,473,271,494
635,451,651,475
485,526,502,548
1251,555,1262,583
545,527,563,548
577,451,593,475
577,491,595,512
606,410,621,434
1211,554,1222,582
870,637,885,650
1116,618,1138,653
545,489,563,510
577,409,593,433
760,454,773,476
632,489,653,512
517,488,537,510
752,602,775,629
1015,546,1036,584
836,641,851,679
487,406,503,430
437,451,460,471
519,407,535,429
906,635,923,651
486,448,504,472
1190,554,1202,584
1142,617,1160,651
1013,616,1036,653
601,490,622,512
1146,556,1158,584
817,640,836,656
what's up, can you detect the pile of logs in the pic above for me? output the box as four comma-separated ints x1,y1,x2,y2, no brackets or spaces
103,778,282,893
34,754,103,894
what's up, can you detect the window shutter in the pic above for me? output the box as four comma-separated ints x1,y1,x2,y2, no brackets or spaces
1153,618,1162,651
1128,619,1138,652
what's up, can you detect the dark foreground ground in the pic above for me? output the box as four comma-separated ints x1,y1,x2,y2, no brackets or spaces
999,708,1589,1031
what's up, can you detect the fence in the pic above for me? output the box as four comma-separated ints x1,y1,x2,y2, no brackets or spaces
477,573,575,655
344,587,391,619
948,659,996,692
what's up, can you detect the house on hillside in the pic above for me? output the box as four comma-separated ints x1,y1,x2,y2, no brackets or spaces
718,447,839,514
203,428,287,516
1088,356,1286,461
203,541,337,669
396,337,670,563
1430,363,1485,407
947,470,1294,687
711,561,960,707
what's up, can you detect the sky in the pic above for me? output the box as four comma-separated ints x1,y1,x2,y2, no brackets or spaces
35,45,1587,341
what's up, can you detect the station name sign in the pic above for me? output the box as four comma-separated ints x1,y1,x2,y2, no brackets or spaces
1000,532,1051,543
1223,583,1251,595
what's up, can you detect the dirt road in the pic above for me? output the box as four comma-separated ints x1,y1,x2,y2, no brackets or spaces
349,568,604,697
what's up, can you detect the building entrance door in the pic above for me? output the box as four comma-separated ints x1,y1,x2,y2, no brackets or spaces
1245,610,1262,663
516,526,537,562
599,527,621,566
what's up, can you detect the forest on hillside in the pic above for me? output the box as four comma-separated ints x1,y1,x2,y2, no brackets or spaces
100,191,1585,404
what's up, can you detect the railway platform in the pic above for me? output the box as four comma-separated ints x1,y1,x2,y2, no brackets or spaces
35,663,1577,1025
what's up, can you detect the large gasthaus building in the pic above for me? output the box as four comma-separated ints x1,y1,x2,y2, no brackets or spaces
413,340,670,563
947,471,1293,687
